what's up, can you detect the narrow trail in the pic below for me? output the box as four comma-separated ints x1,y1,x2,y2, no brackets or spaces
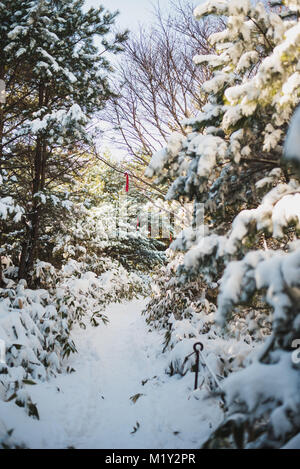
1,298,222,449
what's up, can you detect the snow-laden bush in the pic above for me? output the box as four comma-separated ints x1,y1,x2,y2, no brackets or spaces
144,251,261,395
146,0,300,448
0,257,148,423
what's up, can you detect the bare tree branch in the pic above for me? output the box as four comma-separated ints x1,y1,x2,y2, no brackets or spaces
99,0,223,166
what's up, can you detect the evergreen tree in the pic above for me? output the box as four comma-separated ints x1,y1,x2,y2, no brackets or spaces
0,0,127,283
146,0,300,448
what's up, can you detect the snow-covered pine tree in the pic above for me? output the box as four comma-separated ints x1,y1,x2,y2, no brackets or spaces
0,0,127,283
146,0,300,448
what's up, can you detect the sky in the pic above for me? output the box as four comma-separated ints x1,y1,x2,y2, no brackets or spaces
84,0,172,31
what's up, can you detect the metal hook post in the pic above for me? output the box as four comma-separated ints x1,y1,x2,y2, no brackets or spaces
193,342,204,390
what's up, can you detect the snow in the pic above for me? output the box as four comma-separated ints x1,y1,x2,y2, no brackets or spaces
7,25,27,40
271,193,300,237
203,72,229,94
282,433,300,449
189,134,227,177
0,194,23,222
222,352,300,441
236,51,259,72
30,105,87,137
280,73,300,106
0,298,223,449
145,133,184,178
183,103,223,129
263,124,282,152
284,105,300,165
194,0,228,19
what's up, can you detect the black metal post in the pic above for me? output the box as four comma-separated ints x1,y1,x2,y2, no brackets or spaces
193,342,204,390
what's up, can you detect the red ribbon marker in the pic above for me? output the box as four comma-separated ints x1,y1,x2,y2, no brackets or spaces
125,172,129,192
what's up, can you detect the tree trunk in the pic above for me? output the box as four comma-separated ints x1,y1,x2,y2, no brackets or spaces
0,62,5,286
18,83,47,284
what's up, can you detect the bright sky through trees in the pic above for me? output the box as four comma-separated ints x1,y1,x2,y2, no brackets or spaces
84,0,171,29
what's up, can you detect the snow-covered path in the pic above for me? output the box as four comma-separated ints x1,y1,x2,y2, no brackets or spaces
0,298,222,449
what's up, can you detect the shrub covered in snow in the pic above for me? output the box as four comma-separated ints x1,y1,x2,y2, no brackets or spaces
144,250,262,396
